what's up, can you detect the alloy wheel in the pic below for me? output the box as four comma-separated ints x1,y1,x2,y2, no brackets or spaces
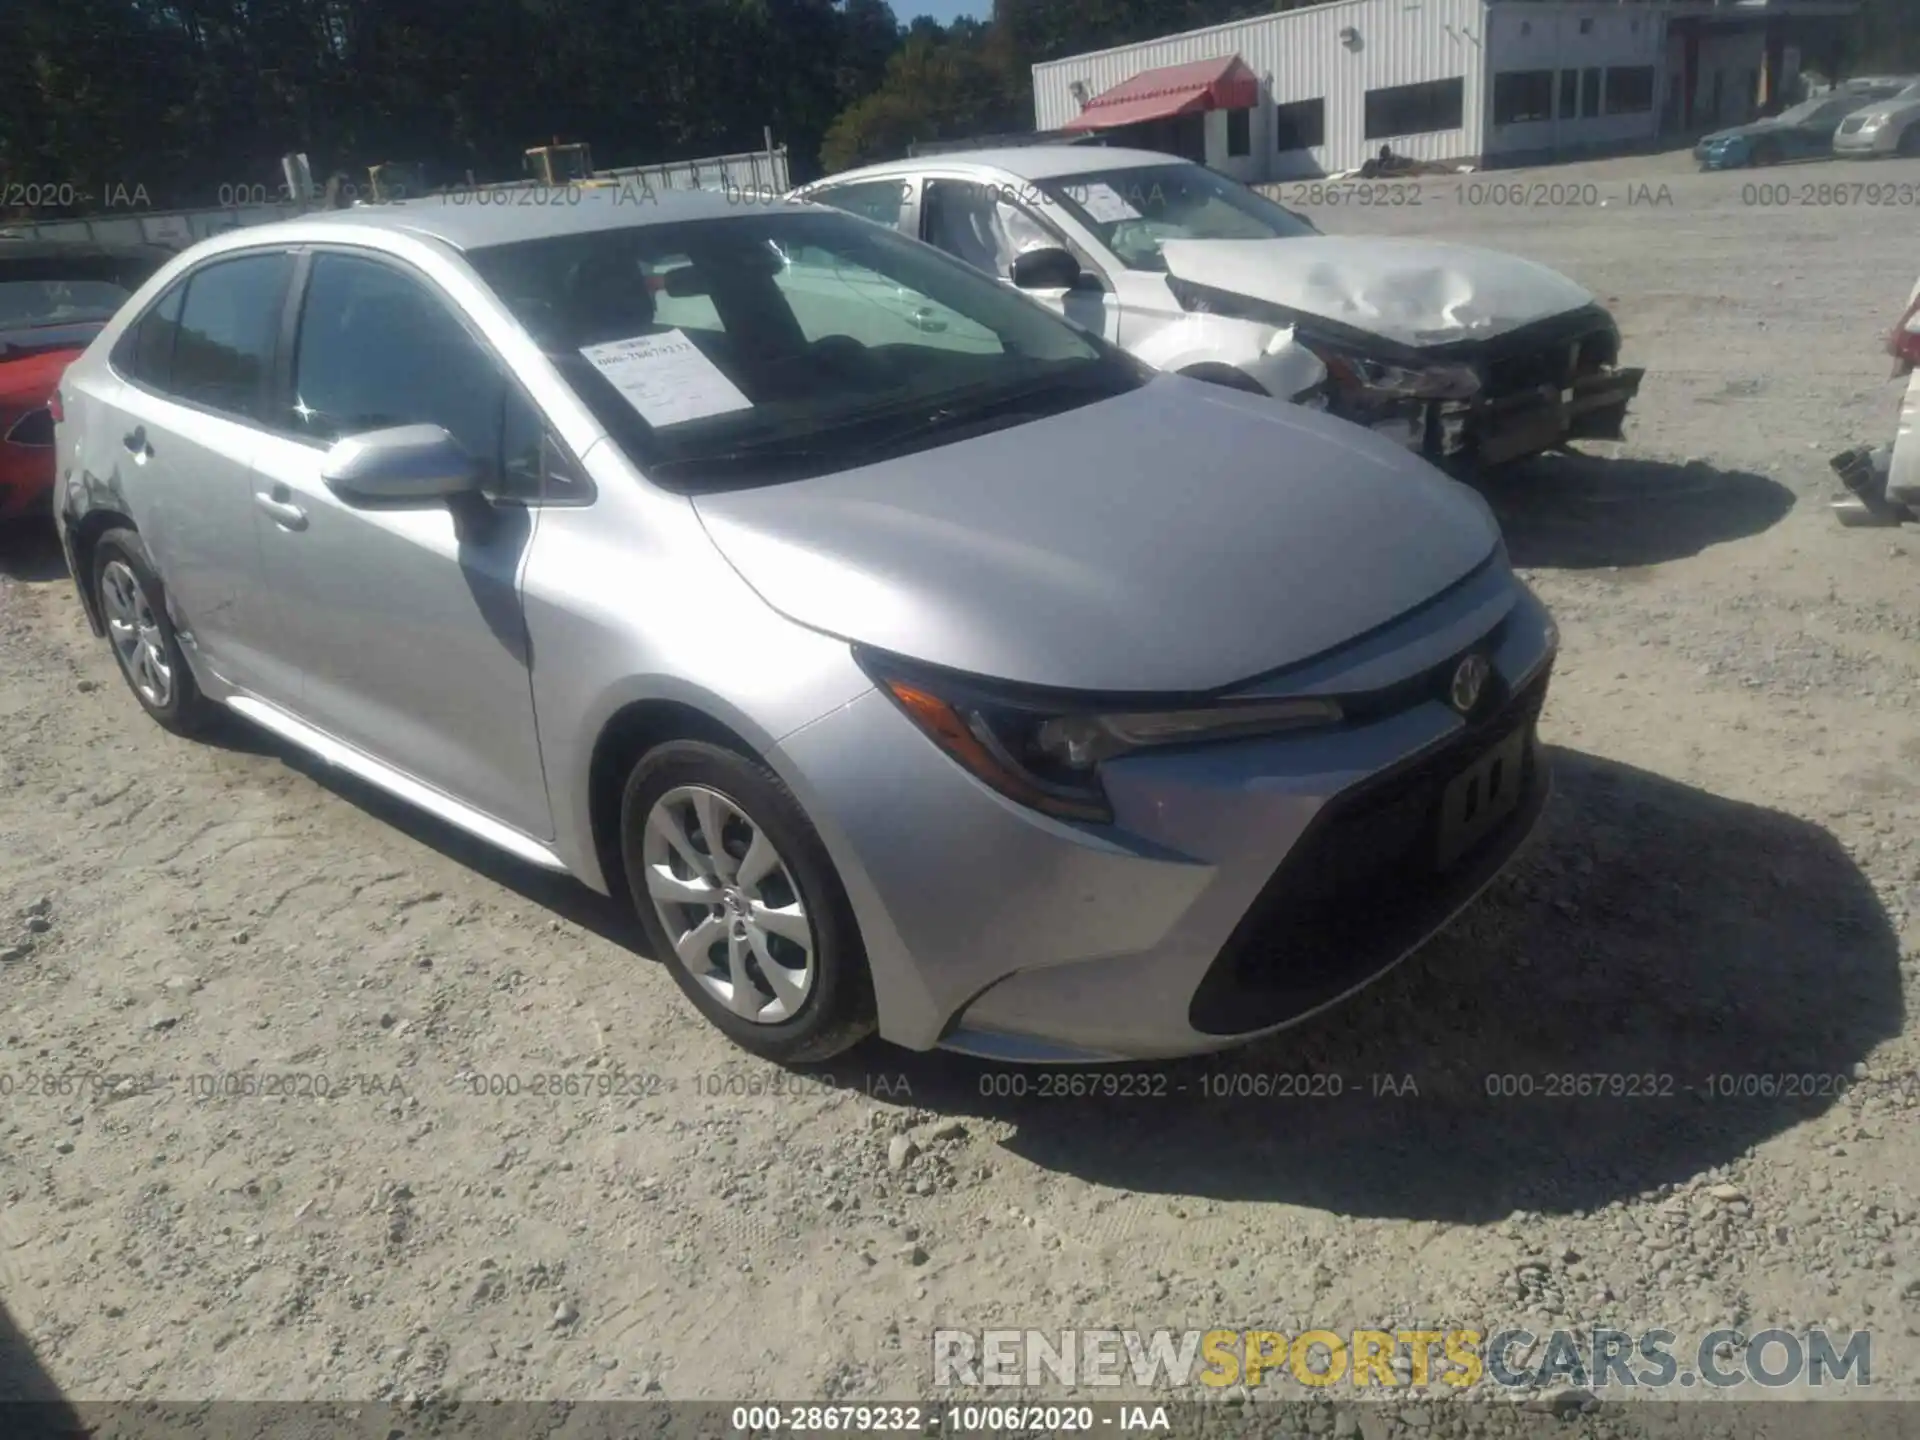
640,784,815,1023
100,559,174,709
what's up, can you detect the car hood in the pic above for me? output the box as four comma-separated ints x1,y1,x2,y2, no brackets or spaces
692,377,1501,694
1701,123,1766,142
1156,235,1597,349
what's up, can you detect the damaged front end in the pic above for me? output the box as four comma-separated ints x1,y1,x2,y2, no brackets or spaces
1167,277,1645,467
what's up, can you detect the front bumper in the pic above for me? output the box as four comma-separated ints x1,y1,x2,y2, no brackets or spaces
1832,127,1899,157
1694,143,1750,170
1336,367,1645,468
777,566,1557,1061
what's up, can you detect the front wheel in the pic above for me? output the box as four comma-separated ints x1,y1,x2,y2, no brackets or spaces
620,740,876,1063
1750,140,1781,167
1898,126,1920,158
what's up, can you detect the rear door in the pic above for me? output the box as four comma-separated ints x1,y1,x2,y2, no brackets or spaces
100,251,299,701
244,247,553,839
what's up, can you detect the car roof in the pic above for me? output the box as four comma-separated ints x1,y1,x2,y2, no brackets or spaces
817,146,1183,184
205,184,750,255
0,239,177,267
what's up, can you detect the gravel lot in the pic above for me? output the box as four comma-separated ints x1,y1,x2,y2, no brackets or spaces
1,147,1919,1422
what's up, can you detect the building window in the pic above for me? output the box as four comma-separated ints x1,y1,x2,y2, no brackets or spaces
1363,77,1466,140
1605,65,1656,114
1273,97,1326,150
1493,70,1556,125
1226,106,1251,157
1582,67,1602,117
1558,68,1579,119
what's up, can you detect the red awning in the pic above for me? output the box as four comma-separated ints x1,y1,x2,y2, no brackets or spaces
1061,56,1262,132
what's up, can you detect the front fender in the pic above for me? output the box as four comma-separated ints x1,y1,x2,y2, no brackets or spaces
1134,314,1327,400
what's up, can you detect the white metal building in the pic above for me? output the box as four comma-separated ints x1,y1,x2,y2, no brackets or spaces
1031,0,1856,179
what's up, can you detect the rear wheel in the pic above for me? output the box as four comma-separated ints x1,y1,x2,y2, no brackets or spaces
91,527,219,736
620,740,876,1063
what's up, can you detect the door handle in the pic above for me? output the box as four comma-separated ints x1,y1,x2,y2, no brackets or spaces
122,426,152,460
254,491,308,531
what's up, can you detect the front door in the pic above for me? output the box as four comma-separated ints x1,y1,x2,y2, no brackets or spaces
247,248,553,839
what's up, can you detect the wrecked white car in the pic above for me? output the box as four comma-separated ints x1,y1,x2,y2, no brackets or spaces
1830,272,1920,526
797,146,1645,467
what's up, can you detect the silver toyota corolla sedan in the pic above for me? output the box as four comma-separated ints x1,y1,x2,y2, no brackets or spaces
51,187,1557,1063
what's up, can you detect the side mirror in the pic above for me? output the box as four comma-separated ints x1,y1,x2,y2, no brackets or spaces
1010,247,1085,292
321,424,482,504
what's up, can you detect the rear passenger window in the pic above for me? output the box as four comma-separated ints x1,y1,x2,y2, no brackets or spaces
169,253,293,419
115,282,187,389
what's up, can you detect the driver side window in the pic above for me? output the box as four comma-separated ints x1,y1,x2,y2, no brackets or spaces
289,252,537,496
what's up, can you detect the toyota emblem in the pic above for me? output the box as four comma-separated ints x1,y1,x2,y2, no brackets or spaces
1450,654,1491,714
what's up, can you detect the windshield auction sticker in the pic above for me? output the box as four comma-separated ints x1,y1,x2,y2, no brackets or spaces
579,328,753,427
1075,181,1144,224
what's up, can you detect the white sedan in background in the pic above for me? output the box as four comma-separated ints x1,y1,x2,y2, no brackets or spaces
797,146,1645,467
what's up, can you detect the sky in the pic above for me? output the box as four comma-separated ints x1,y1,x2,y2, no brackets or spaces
888,0,989,25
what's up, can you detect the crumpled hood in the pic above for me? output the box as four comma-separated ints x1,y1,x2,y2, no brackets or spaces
692,377,1501,694
1158,235,1597,349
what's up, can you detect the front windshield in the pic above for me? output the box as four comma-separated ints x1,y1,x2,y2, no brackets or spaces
0,277,132,330
1034,161,1319,273
466,207,1141,491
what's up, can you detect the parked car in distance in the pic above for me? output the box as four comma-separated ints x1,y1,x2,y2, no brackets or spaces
1833,80,1920,159
796,147,1643,468
53,188,1558,1064
1695,83,1911,168
0,242,170,522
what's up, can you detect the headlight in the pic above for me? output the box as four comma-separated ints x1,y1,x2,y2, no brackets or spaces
1858,113,1889,131
1303,343,1481,403
858,650,1343,824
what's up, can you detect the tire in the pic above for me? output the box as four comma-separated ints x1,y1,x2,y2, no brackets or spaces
91,527,219,737
1751,140,1781,167
1178,363,1268,395
1898,127,1920,158
620,739,876,1063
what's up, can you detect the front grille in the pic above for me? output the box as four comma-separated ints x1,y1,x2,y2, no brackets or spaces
1482,330,1617,401
1838,118,1867,134
1188,665,1552,1036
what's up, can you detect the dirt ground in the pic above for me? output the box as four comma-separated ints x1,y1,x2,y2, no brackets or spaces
2,147,1919,1417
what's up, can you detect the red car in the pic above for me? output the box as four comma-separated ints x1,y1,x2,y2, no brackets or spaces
0,242,171,522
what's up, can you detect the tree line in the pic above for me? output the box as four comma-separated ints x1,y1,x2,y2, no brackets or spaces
1,0,1913,216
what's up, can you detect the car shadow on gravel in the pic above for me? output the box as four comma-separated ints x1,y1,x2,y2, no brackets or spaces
828,747,1905,1222
0,522,68,583
0,1297,83,1434
1474,453,1795,571
259,746,639,943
